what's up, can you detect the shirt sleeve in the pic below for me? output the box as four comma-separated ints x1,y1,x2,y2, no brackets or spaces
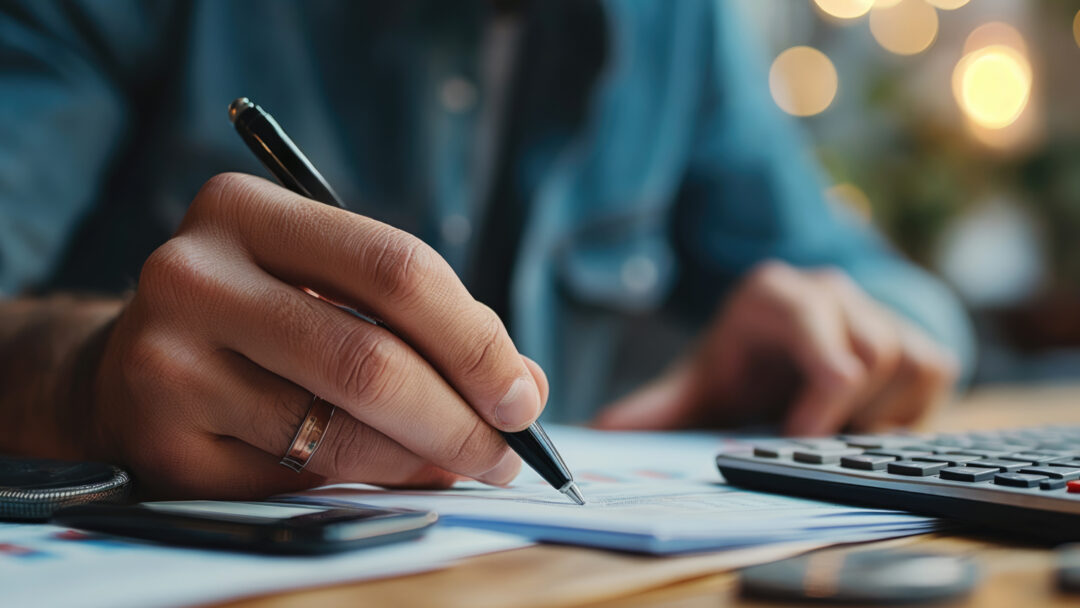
671,1,976,379
0,1,156,294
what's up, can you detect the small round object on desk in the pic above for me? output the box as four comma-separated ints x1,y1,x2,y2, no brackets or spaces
739,549,978,604
1057,543,1080,593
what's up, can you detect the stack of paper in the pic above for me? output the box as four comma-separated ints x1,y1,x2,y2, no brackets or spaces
288,426,940,554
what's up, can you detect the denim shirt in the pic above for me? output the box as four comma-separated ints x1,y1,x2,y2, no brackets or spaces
0,0,974,422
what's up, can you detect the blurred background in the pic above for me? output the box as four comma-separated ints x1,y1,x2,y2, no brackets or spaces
742,0,1080,386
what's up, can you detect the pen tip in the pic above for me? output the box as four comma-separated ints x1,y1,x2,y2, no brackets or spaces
563,482,586,506
228,97,254,124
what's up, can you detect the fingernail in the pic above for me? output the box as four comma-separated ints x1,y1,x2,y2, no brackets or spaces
479,451,521,486
495,376,539,429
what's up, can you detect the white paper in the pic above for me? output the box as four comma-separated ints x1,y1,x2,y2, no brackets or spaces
286,426,939,554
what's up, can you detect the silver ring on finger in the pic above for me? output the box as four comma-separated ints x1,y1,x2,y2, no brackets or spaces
280,396,336,472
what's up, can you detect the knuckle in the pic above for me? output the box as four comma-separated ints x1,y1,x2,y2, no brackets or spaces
744,262,809,313
139,237,215,303
819,359,866,395
441,418,501,473
812,266,853,290
861,335,903,376
920,353,957,388
192,173,254,215
334,328,404,409
901,340,955,387
457,305,510,384
186,173,265,235
120,335,189,395
938,357,961,385
323,417,375,478
746,260,796,290
365,227,438,306
262,286,323,350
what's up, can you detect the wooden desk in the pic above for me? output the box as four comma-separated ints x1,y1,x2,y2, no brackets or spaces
222,383,1080,608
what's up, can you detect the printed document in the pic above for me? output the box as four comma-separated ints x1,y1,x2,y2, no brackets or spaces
288,426,939,554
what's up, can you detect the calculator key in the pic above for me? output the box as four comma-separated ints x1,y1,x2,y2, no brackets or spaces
1068,481,1080,494
1041,479,1067,491
1051,460,1080,469
794,439,849,451
840,455,895,471
964,459,1029,472
1037,443,1078,453
866,449,932,460
971,443,1035,453
914,454,981,466
898,444,948,453
793,448,861,464
947,449,1010,459
887,461,946,477
838,436,913,450
927,436,975,449
1027,450,1078,459
1019,467,1080,481
993,473,1047,488
1002,453,1071,464
753,445,796,459
939,466,998,482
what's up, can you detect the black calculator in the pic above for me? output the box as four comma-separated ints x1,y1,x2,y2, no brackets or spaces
716,426,1080,541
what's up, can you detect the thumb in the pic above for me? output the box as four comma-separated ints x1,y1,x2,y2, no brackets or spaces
591,361,701,430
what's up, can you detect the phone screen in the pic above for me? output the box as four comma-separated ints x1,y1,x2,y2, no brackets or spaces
143,501,331,522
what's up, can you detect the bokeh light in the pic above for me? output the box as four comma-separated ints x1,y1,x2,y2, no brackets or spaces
869,0,939,56
953,45,1032,130
925,0,969,9
813,0,874,20
967,100,1040,151
964,22,1027,56
1074,10,1080,49
769,46,839,117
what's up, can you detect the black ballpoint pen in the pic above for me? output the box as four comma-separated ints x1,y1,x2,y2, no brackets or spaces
228,97,586,506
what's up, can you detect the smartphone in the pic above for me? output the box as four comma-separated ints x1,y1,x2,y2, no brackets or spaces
51,500,438,554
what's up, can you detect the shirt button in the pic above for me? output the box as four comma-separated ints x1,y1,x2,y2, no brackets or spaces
439,76,477,113
620,254,658,295
441,214,472,246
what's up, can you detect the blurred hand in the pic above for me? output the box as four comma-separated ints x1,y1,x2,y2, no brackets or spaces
89,173,548,498
594,261,958,436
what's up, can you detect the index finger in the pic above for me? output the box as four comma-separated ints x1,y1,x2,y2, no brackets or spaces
192,173,544,432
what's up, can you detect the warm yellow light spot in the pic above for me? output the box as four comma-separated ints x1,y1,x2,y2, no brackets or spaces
869,0,939,56
813,0,875,20
926,0,968,9
826,183,872,222
967,105,1039,152
874,0,902,7
964,22,1027,56
953,45,1031,130
1074,10,1080,49
769,47,839,117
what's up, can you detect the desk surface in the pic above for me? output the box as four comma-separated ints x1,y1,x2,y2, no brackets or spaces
220,383,1080,608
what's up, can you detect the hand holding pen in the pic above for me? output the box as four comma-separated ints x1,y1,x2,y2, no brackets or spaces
230,98,583,504
77,98,581,503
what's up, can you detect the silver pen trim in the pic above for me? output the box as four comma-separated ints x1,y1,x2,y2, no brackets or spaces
559,481,586,506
